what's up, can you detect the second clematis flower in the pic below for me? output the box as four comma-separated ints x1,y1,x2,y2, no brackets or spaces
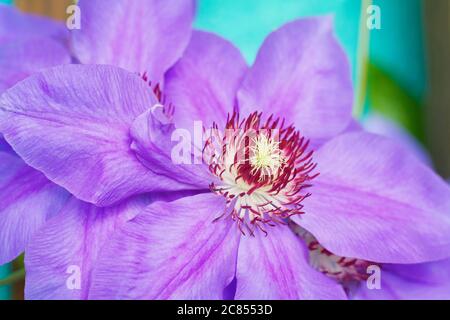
0,0,197,299
1,14,450,300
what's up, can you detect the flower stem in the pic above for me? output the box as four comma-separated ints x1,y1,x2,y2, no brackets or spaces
353,0,372,118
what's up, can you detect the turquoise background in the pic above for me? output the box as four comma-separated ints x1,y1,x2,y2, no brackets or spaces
0,0,426,300
0,265,9,299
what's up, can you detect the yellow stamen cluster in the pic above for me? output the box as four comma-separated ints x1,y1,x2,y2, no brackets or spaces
249,135,285,180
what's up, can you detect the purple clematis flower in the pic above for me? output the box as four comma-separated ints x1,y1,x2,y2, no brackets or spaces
79,19,450,299
1,9,450,300
0,0,196,299
3,14,449,300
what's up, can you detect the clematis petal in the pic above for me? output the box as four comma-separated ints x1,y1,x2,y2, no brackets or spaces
0,136,13,154
129,108,213,189
351,259,450,300
71,0,195,80
0,152,70,265
25,196,150,300
0,5,68,42
164,31,247,132
363,113,431,166
237,16,353,143
0,37,71,93
235,226,347,300
293,132,450,264
0,64,203,206
89,193,240,299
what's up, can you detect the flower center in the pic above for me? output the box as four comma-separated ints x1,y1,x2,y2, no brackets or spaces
204,111,318,235
249,134,285,180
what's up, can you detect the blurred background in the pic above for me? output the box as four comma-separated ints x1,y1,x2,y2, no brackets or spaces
0,0,448,299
